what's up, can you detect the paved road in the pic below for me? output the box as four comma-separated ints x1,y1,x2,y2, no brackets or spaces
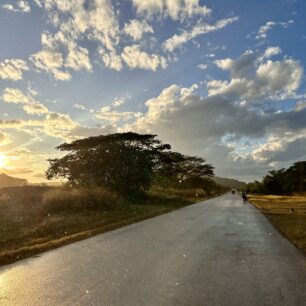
1,193,306,306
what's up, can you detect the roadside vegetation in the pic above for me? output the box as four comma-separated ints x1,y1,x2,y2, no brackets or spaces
0,132,227,266
249,195,306,253
245,161,306,195
246,161,306,254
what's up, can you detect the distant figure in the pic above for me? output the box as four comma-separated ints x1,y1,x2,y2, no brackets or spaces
241,191,248,204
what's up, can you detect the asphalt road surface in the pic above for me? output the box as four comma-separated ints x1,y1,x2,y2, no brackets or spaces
1,193,306,306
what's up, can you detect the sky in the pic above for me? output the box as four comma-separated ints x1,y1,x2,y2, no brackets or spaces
0,0,306,183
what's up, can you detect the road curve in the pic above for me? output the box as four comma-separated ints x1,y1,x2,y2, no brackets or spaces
1,193,306,306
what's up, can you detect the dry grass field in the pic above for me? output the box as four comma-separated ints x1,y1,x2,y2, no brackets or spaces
0,185,221,266
249,195,306,253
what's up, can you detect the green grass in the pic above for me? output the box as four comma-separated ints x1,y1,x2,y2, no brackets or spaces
249,195,306,253
0,186,222,266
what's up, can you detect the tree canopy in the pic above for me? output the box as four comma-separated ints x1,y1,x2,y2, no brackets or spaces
46,132,215,197
246,161,306,195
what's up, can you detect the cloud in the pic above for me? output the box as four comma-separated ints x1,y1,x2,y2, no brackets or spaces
95,107,141,123
35,0,120,72
295,101,306,111
261,46,282,60
111,98,125,107
211,50,303,101
30,49,71,81
2,1,31,13
256,20,294,40
65,44,92,71
163,17,238,52
122,48,305,179
121,44,167,71
198,64,208,70
29,0,234,74
0,59,29,81
123,19,154,41
132,0,211,21
250,132,306,165
0,111,115,142
0,131,12,146
23,103,49,115
98,48,123,71
74,103,86,110
2,87,49,115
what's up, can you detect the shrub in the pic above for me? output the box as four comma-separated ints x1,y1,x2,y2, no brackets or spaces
42,187,119,214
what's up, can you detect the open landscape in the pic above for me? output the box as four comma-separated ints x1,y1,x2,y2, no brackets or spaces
0,187,225,265
1,0,306,304
249,194,306,253
0,185,226,266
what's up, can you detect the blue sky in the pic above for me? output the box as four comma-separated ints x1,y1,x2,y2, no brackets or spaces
0,0,306,182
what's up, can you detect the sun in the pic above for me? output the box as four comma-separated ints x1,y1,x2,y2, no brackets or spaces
0,154,6,168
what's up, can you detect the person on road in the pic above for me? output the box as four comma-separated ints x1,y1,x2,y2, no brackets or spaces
241,191,248,204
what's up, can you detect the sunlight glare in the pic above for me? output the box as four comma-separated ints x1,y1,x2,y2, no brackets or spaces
0,154,6,168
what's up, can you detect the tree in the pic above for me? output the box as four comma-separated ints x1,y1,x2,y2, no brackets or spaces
182,176,218,194
156,152,215,188
158,152,213,177
46,133,171,197
247,161,306,195
262,169,286,195
284,161,306,194
246,180,264,194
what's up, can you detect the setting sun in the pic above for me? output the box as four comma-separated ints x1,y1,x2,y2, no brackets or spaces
0,154,6,168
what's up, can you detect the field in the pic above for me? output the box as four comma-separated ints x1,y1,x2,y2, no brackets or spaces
0,185,223,266
249,195,306,253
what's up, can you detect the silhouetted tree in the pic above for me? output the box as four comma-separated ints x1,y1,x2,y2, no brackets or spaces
46,133,215,198
46,133,171,197
246,161,306,195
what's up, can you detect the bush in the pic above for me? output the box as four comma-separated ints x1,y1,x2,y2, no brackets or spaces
42,187,119,214
0,186,52,222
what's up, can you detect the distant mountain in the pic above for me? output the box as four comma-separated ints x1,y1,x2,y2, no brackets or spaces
212,176,246,189
0,173,28,188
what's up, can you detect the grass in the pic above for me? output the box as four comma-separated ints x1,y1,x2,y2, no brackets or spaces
249,194,306,253
0,185,222,266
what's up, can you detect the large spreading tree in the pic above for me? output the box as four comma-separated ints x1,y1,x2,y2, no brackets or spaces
46,132,215,197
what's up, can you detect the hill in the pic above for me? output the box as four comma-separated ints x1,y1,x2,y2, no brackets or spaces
212,176,246,189
0,173,28,188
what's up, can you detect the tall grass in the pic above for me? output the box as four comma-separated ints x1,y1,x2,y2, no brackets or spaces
42,187,119,213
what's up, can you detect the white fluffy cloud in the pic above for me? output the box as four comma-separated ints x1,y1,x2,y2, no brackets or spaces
132,0,211,20
34,0,120,72
123,19,154,41
65,44,92,71
2,1,31,13
121,45,167,71
163,17,238,52
261,46,282,59
0,59,29,81
2,88,49,115
30,49,71,81
98,48,123,71
30,0,234,73
211,50,303,101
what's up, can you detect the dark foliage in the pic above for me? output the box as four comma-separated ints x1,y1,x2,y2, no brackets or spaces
46,133,215,198
246,161,306,195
